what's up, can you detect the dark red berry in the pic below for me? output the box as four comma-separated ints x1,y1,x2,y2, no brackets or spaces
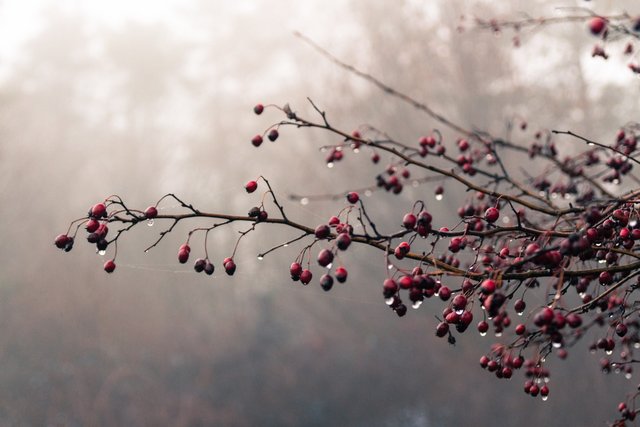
251,135,263,147
480,279,496,295
144,206,158,219
86,219,100,233
317,249,334,267
336,233,351,250
300,269,313,285
589,17,606,35
335,266,348,283
178,248,190,264
253,104,264,115
104,259,116,273
54,234,70,249
268,129,279,142
223,258,236,275
314,224,331,239
194,258,206,272
346,192,359,204
290,262,303,279
204,261,215,275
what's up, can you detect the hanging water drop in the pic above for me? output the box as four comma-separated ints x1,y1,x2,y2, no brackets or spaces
480,331,487,337
300,197,309,206
435,194,443,201
587,142,595,146
98,249,106,256
635,342,640,349
283,243,289,247
626,373,632,379
455,309,464,315
326,263,332,270
606,350,613,355
387,264,393,270
327,162,334,169
385,297,395,306
541,396,548,402
147,219,154,227
412,300,422,309
552,342,562,348
364,190,373,197
495,332,502,337
257,255,264,261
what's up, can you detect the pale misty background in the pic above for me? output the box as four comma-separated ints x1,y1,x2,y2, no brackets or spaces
0,0,637,426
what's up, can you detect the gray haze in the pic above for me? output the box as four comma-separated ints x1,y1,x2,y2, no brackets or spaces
0,0,636,426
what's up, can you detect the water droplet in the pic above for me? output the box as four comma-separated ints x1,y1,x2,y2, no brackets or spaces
598,259,606,264
564,194,572,200
541,357,546,363
326,263,332,269
544,377,549,383
517,311,523,316
541,396,548,402
613,179,620,185
587,142,595,146
300,197,309,206
551,193,558,199
364,190,373,197
626,373,632,379
552,342,562,348
327,162,334,169
98,249,106,256
412,301,422,309
144,249,149,253
257,255,264,261
387,264,393,270
634,343,640,349
495,332,502,337
539,191,546,197
147,219,154,227
455,309,464,315
594,242,602,247
480,332,487,337
283,243,289,247
412,180,419,188
606,350,613,355
590,348,597,354
435,194,443,201
630,220,638,228
502,216,510,224
335,146,343,152
385,297,395,306
352,147,360,153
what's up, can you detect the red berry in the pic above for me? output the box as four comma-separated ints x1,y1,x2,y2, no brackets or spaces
371,153,380,163
204,261,215,275
402,213,417,229
439,286,451,301
452,294,467,310
336,233,351,251
514,299,526,314
86,219,100,233
300,269,313,284
589,17,607,35
178,248,190,264
223,259,236,275
335,266,348,283
436,322,450,337
54,234,70,249
317,249,334,267
477,321,489,334
251,135,263,147
91,203,107,218
383,279,398,298
144,206,158,219
515,324,526,335
346,192,359,204
290,262,303,279
599,270,613,285
480,279,496,295
104,259,116,273
485,207,499,223
253,104,264,115
458,138,469,152
314,224,331,239
245,180,258,193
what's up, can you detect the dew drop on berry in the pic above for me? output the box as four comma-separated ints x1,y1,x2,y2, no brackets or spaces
552,342,562,348
147,219,154,227
326,263,332,270
542,396,548,402
98,249,106,256
385,297,395,306
412,300,422,309
480,331,487,337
